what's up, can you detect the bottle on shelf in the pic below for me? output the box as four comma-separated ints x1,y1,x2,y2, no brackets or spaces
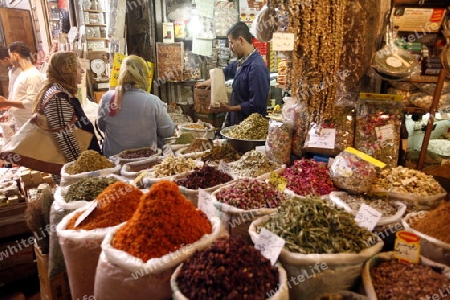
398,113,409,166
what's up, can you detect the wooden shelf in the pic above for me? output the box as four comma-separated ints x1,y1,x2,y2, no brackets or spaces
399,75,439,83
404,106,428,115
85,23,106,27
83,9,105,13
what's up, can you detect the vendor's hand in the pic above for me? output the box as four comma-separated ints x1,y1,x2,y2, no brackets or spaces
0,96,8,103
195,80,211,89
208,103,230,113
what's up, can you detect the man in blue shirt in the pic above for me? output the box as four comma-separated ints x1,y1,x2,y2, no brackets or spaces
196,22,270,126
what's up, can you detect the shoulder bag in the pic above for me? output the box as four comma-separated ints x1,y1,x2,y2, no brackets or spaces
0,90,93,174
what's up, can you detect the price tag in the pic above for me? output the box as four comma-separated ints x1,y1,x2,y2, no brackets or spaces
355,204,382,231
254,228,285,265
74,201,98,227
305,128,336,149
375,124,395,144
218,160,231,174
163,145,174,156
393,230,421,264
198,190,216,219
269,172,286,192
272,32,295,51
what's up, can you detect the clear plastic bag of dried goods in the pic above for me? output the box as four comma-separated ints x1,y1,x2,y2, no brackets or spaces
303,106,355,157
329,150,376,194
283,97,309,157
265,117,292,165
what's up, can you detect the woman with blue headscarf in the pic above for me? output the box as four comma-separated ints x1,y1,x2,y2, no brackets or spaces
97,55,175,156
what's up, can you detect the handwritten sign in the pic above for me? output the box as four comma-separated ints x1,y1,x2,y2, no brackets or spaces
192,37,213,57
74,202,98,227
355,204,382,231
272,32,295,51
254,228,285,265
198,190,216,219
375,124,395,145
393,230,421,264
305,128,336,149
162,145,174,157
218,160,231,174
269,172,286,192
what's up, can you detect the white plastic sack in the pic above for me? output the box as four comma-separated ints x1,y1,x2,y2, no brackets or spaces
249,215,384,300
402,212,450,265
329,191,407,226
141,159,203,189
371,188,446,211
115,148,162,165
57,203,120,300
60,160,121,187
94,217,222,300
82,100,99,125
48,188,90,279
120,156,160,180
209,68,228,108
170,262,289,300
362,251,450,299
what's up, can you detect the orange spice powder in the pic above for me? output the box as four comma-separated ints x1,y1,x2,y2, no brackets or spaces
112,180,212,262
66,181,143,230
409,201,450,244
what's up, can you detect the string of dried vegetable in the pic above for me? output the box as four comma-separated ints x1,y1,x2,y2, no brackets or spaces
258,196,374,254
112,180,212,262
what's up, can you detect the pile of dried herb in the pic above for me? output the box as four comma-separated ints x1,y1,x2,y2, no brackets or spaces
175,165,232,189
371,260,450,299
112,180,212,262
259,196,374,254
176,237,279,300
66,182,142,230
408,201,450,243
65,177,118,202
215,179,287,210
338,193,398,217
65,150,115,175
201,142,241,163
226,113,269,140
228,150,279,178
184,139,213,154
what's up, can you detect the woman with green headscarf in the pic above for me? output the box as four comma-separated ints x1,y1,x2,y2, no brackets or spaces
97,55,175,156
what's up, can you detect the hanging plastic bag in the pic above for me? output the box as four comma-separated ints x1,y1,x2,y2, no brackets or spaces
265,117,292,165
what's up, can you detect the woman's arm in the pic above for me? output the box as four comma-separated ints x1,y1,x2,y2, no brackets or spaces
44,92,81,162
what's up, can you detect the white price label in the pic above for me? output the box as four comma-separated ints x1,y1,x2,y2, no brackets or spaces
375,124,395,144
163,145,174,156
393,230,421,264
74,201,98,227
254,228,285,265
305,128,336,149
272,32,295,51
355,204,382,231
198,190,216,219
218,160,231,174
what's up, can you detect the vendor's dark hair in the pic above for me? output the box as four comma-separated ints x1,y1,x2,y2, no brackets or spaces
9,41,31,58
227,21,253,44
0,47,8,59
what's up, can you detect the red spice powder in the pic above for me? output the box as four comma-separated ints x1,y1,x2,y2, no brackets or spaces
112,180,212,262
66,181,143,230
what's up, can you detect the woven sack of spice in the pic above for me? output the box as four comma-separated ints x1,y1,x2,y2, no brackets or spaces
211,179,289,233
115,147,162,164
362,251,450,299
56,207,122,300
60,160,121,188
174,165,236,207
402,209,450,265
249,207,384,300
94,217,221,300
329,191,407,227
171,262,289,300
316,291,368,300
56,182,143,300
48,187,91,279
120,156,160,180
140,156,203,189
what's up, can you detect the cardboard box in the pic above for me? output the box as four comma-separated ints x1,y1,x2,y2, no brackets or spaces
194,88,213,114
34,244,71,300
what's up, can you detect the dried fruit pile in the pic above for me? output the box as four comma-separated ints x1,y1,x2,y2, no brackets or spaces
175,165,233,190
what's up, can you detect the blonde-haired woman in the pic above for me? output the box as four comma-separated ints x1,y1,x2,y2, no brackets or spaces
97,55,175,156
34,51,101,173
